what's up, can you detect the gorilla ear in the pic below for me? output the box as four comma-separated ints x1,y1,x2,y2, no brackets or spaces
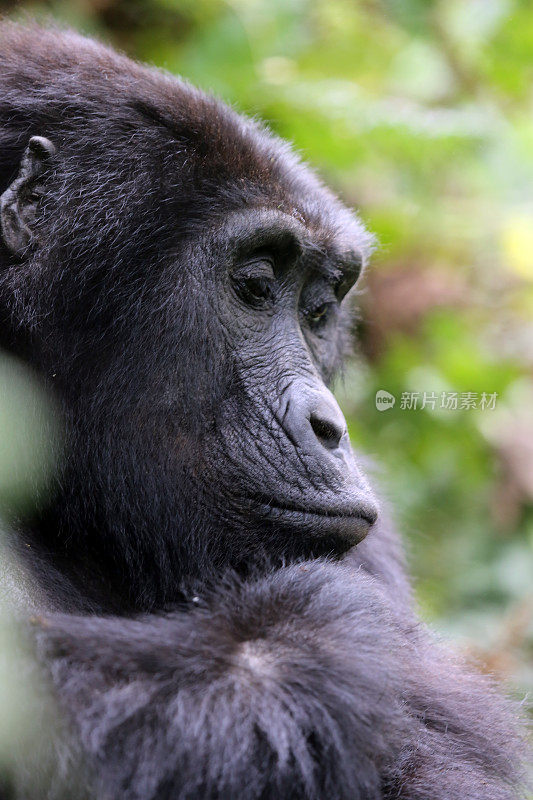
0,136,56,256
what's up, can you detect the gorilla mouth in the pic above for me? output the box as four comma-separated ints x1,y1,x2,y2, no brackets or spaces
249,494,377,546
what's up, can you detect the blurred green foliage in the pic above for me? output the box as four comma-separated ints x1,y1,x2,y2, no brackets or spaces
0,0,531,694
0,353,60,518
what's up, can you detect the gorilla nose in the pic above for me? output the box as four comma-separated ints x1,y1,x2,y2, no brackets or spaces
285,386,348,455
309,398,346,450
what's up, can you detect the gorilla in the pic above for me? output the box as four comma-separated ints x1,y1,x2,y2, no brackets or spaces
0,22,528,800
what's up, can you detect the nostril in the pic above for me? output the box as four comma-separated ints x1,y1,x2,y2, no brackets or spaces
309,413,344,450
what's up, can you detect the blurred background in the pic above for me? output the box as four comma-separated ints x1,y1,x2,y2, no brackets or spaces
0,0,531,702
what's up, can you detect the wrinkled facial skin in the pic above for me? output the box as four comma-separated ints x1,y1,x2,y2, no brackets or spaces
200,210,378,564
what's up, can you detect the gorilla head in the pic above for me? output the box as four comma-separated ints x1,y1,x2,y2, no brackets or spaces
0,25,377,607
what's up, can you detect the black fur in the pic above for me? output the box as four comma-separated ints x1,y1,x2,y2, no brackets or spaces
0,22,528,800
30,560,524,800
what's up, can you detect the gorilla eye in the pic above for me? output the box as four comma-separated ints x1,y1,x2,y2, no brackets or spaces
306,302,333,328
233,257,276,308
242,276,273,304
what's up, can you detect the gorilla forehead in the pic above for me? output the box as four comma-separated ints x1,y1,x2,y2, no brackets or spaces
137,97,373,260
0,22,373,263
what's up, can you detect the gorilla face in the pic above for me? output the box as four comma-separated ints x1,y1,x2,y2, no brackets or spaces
202,209,378,559
0,70,378,604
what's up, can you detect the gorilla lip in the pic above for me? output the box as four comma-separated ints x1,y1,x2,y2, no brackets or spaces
251,494,377,544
